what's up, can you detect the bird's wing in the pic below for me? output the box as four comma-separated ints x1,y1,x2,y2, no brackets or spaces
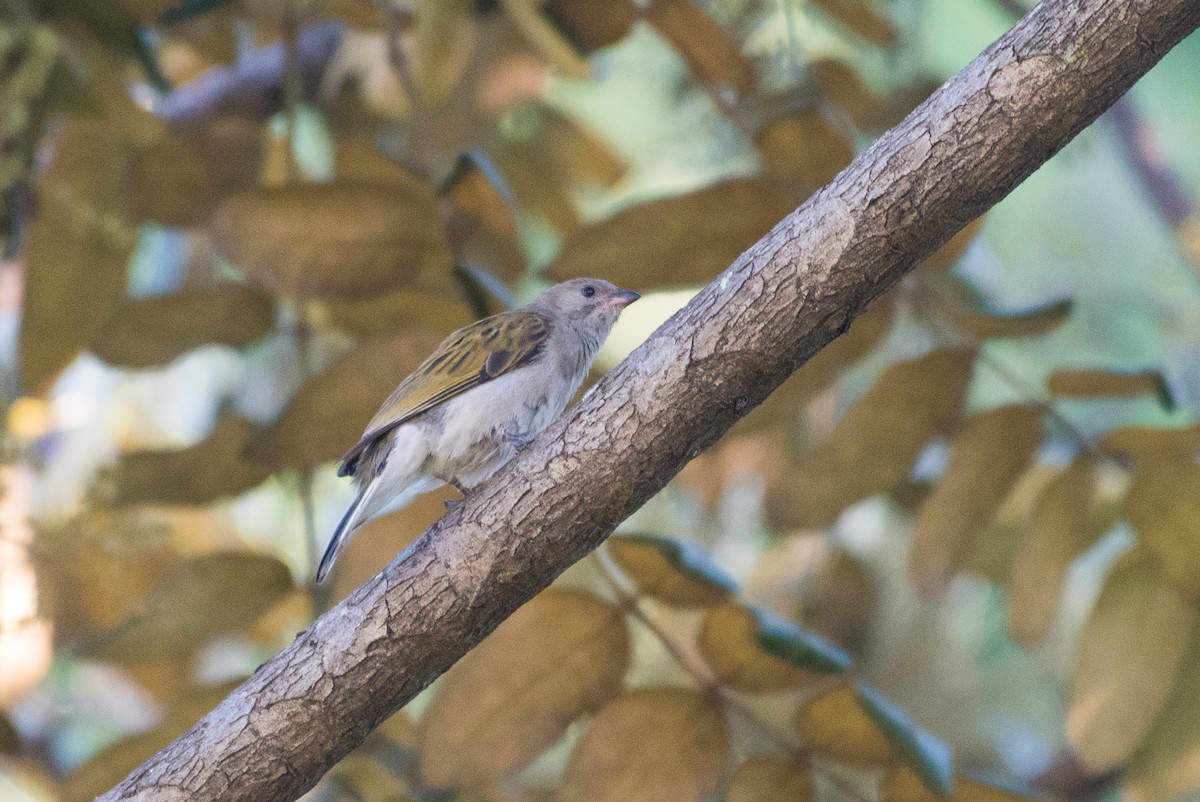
338,310,554,477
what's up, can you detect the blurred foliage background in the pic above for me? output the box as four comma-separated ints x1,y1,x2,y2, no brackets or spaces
0,0,1198,800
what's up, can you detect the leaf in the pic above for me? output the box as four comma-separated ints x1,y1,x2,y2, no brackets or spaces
943,295,1074,340
767,348,975,529
126,119,265,226
698,603,849,693
857,682,954,798
910,404,1043,596
502,0,591,80
90,283,276,368
418,589,630,789
558,688,729,802
884,770,1037,802
100,414,273,505
442,149,519,241
0,711,19,754
1126,619,1200,802
1047,369,1173,409
917,218,984,274
548,177,796,290
244,330,445,470
1066,553,1196,773
542,0,635,53
79,552,294,663
810,59,875,128
209,182,452,301
732,294,895,435
755,109,854,189
794,683,894,767
64,679,243,802
20,119,134,394
1008,456,1095,645
56,21,168,147
607,534,736,608
645,0,754,93
810,0,896,45
1124,459,1200,597
326,289,475,338
729,756,814,802
1100,423,1200,462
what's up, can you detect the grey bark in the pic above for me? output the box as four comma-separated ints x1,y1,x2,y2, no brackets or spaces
102,0,1200,799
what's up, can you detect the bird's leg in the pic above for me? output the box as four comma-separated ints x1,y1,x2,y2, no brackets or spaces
444,478,471,510
503,427,536,452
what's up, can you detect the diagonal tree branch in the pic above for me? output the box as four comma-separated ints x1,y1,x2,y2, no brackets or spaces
102,1,1200,799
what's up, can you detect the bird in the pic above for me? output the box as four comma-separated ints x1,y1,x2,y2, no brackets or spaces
316,278,640,583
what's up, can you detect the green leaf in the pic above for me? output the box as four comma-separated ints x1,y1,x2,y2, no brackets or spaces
753,607,853,674
856,682,954,798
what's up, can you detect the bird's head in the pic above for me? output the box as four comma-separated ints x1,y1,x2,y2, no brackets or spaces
532,278,640,330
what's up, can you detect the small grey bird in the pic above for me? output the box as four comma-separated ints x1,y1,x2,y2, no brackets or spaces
316,278,640,583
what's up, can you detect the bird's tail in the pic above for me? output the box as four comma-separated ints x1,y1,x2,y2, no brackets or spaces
316,479,380,584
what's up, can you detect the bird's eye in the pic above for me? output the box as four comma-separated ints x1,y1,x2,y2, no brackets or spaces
580,285,597,298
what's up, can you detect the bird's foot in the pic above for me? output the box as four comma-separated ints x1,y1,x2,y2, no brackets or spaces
444,497,462,511
503,429,536,452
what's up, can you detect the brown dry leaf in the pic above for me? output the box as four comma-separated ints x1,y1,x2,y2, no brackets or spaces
732,294,895,435
884,769,1037,802
810,0,896,45
1066,553,1196,773
333,139,431,193
768,348,975,529
729,756,814,802
418,588,630,789
941,293,1073,340
1124,459,1200,597
1047,369,1172,406
411,0,478,105
645,0,754,94
910,404,1043,597
539,107,626,189
1100,423,1200,462
557,688,729,802
917,218,984,273
608,534,736,608
79,552,294,663
245,330,445,470
101,414,273,506
810,59,874,128
698,604,820,692
20,119,134,394
91,283,276,369
443,152,520,240
64,679,243,802
1008,456,1095,646
56,21,167,147
326,289,475,338
126,120,266,226
794,683,893,767
796,549,878,655
1125,619,1200,802
755,109,854,190
209,182,452,301
549,177,796,290
502,0,591,80
542,0,635,52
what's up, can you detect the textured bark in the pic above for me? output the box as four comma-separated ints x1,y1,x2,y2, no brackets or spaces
102,1,1200,799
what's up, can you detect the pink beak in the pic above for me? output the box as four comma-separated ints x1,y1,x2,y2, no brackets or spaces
609,289,640,308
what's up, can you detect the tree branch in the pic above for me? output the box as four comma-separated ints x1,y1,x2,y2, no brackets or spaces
101,1,1200,799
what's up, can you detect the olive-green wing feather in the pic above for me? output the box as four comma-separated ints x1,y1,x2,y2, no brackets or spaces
338,310,553,477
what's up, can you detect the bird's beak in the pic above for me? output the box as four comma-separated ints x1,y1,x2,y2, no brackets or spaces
609,289,640,308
